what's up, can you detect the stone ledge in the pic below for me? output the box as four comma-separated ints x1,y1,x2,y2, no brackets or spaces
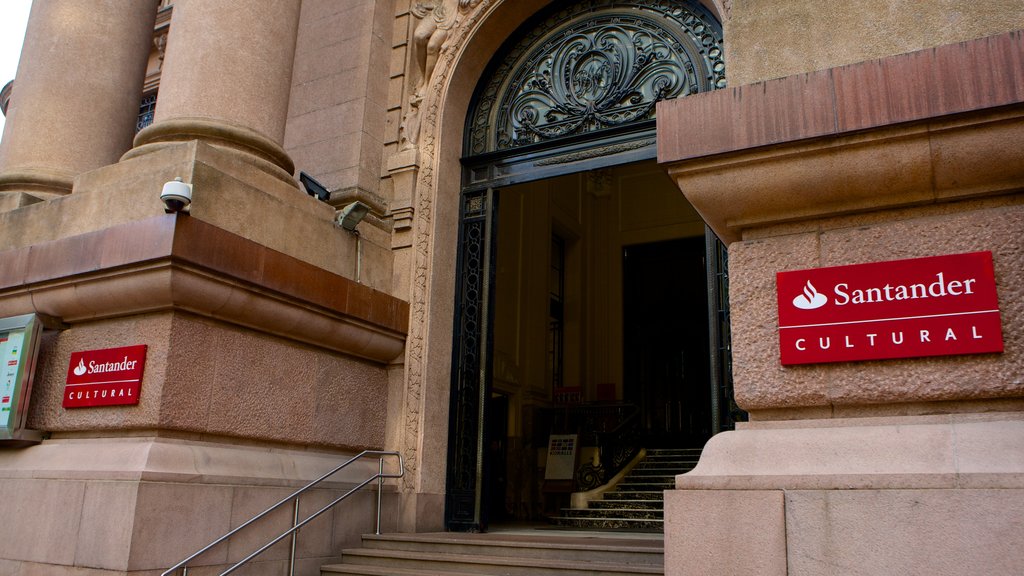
678,415,1024,490
0,214,408,363
0,436,400,573
0,436,394,487
657,30,1024,243
663,106,1024,243
658,30,1024,164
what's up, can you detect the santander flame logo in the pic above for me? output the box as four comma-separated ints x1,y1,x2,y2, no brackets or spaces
73,358,87,377
793,280,828,310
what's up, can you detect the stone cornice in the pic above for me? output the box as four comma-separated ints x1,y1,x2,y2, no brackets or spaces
658,30,1024,243
0,214,409,363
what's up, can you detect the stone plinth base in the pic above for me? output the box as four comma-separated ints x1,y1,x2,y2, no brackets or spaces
666,489,787,576
0,436,401,575
665,413,1024,575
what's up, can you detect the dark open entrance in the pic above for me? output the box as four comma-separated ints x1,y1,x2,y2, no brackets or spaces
445,0,731,532
445,164,740,532
624,237,711,447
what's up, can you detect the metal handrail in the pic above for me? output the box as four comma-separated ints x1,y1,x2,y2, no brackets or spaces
162,449,404,576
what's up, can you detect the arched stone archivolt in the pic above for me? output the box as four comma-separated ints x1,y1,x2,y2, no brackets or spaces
467,1,725,155
393,0,727,520
395,0,519,500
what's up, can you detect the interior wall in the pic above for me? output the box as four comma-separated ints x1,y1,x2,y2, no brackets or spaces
489,160,706,515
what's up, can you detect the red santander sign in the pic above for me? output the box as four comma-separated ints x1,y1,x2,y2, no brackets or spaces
777,252,1003,366
63,345,147,408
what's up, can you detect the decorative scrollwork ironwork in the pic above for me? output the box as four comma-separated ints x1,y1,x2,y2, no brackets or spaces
535,139,656,166
446,188,494,529
467,0,725,156
576,460,606,491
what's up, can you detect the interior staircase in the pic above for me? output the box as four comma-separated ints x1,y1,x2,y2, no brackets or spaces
320,448,701,575
322,532,664,575
550,447,702,531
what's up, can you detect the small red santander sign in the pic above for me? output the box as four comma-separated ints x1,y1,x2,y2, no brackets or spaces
63,345,147,408
777,252,1003,365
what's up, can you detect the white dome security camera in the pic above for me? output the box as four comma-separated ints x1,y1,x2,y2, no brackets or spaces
161,177,192,213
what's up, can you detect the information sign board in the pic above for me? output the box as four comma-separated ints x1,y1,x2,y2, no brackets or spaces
777,252,1003,365
0,314,43,440
544,434,579,480
63,345,147,408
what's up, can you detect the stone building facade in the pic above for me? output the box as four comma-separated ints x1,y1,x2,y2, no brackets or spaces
0,0,1021,574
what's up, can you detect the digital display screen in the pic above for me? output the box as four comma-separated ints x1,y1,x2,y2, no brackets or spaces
0,314,42,441
0,328,27,428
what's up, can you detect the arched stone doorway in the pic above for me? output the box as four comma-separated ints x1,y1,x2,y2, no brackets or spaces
434,0,736,531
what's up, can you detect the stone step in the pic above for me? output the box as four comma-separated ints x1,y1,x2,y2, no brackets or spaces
637,461,696,468
330,548,662,576
643,454,700,460
643,448,700,457
629,468,690,476
636,457,699,464
549,516,664,532
616,478,675,488
614,481,674,491
637,467,694,473
324,565,492,576
590,499,664,510
357,533,663,566
638,455,699,461
561,507,663,520
603,490,663,500
623,470,677,478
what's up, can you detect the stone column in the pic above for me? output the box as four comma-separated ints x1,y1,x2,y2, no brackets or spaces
0,0,157,208
126,0,302,184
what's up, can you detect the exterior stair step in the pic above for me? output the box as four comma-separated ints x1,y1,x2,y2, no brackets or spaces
325,533,664,576
356,533,663,565
332,549,660,576
323,565,492,576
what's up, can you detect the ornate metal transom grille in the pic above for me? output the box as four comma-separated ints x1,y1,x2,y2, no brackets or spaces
466,0,725,156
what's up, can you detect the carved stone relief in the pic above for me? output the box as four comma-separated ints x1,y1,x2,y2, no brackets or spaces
400,0,482,150
397,0,491,490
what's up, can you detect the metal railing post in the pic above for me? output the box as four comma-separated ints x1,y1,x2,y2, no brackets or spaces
289,496,300,576
161,450,403,576
376,457,384,535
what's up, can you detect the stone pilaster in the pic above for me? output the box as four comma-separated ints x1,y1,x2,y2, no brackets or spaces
0,0,156,210
386,148,419,301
